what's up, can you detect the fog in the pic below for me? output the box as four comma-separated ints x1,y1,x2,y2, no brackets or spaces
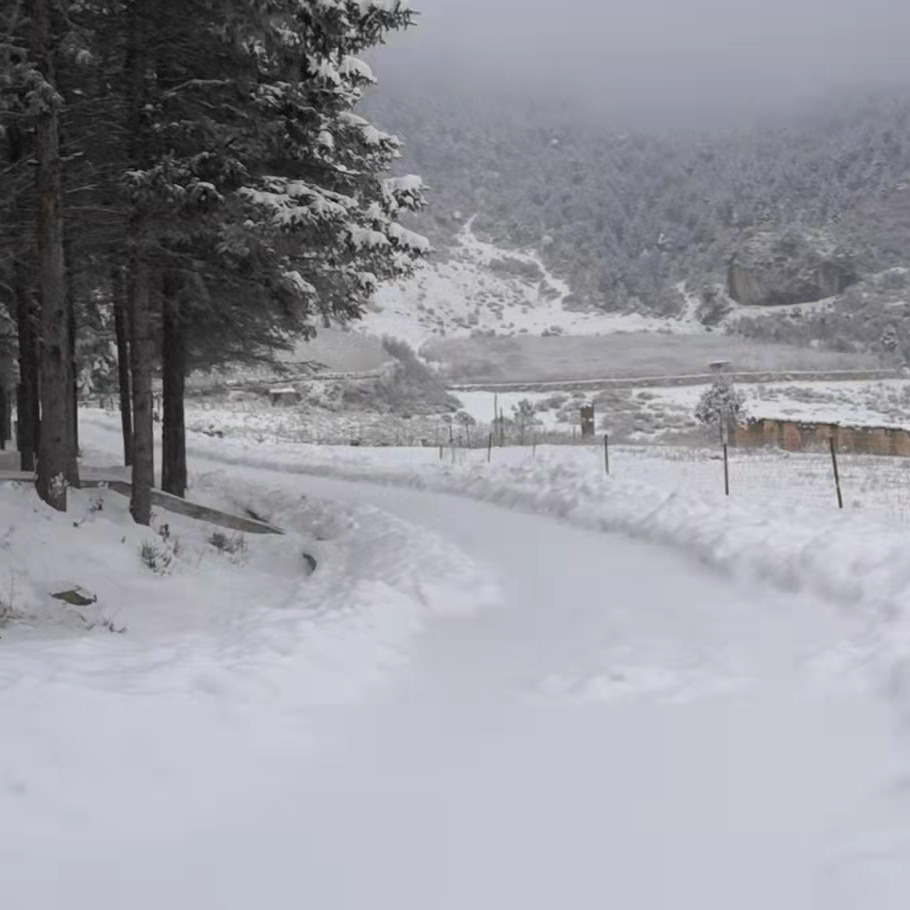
376,0,910,125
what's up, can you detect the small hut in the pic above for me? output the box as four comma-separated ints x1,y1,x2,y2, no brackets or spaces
269,386,300,407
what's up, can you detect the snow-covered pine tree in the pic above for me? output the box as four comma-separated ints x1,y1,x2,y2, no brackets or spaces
19,0,77,509
695,373,746,443
5,1,426,516
129,0,428,499
234,0,428,329
0,11,42,474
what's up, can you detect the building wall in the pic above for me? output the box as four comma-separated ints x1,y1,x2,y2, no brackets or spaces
734,419,910,457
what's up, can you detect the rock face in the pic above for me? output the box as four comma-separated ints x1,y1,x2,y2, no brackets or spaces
727,231,859,306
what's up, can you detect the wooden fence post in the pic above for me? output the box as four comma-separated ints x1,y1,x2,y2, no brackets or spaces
829,436,843,509
487,431,493,463
723,443,730,496
604,433,610,475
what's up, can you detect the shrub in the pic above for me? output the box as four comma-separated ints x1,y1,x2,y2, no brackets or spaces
209,530,248,564
139,533,182,576
695,375,746,441
340,338,459,415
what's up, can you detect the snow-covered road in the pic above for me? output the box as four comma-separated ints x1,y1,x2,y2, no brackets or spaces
214,473,910,910
6,422,910,907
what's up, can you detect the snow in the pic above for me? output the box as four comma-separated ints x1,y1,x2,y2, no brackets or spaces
384,174,424,194
456,388,566,430
387,220,432,253
338,55,375,84
339,111,392,148
74,411,910,642
212,474,910,910
361,217,709,350
4,411,910,905
1,451,502,907
724,294,837,328
625,378,910,433
451,378,910,444
240,182,352,227
347,224,390,249
281,269,316,296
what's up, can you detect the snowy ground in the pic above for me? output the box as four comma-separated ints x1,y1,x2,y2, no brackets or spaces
361,217,707,349
182,376,910,449
456,377,910,440
424,330,878,384
147,398,910,525
596,378,910,433
3,411,910,906
359,214,854,355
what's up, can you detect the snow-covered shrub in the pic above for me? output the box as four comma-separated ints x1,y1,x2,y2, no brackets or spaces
488,255,543,282
0,593,22,628
695,374,746,441
209,530,248,564
340,338,459,415
696,286,732,326
511,399,539,443
139,535,182,576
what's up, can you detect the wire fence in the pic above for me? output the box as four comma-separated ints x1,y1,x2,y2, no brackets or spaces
433,428,910,526
88,399,910,526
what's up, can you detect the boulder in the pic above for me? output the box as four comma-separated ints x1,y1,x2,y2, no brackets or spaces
727,231,859,307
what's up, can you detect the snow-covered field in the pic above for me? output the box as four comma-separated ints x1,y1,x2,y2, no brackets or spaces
183,376,910,448
458,378,910,438
361,217,707,349
4,410,910,907
179,383,910,522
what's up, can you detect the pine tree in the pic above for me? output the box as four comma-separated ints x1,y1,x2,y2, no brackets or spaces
4,1,426,518
29,0,77,509
1,5,41,473
134,0,427,499
695,373,746,443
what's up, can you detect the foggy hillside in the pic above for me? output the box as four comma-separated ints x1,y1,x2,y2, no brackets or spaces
364,82,910,358
367,84,910,305
361,0,910,359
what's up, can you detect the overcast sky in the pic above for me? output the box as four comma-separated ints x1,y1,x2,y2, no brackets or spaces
375,0,910,124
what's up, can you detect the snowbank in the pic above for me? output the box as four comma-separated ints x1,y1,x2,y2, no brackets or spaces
0,464,500,876
81,412,910,612
80,412,910,720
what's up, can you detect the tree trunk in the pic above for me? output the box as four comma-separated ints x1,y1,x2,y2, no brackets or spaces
161,279,187,498
124,0,155,525
60,114,79,480
112,266,134,466
7,123,38,473
128,255,155,525
14,269,40,474
0,389,7,451
65,232,79,473
32,0,74,511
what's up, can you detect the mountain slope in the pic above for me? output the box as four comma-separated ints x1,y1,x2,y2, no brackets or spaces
360,218,706,349
366,83,910,317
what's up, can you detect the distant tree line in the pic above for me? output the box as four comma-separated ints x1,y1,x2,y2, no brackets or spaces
1,0,424,521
